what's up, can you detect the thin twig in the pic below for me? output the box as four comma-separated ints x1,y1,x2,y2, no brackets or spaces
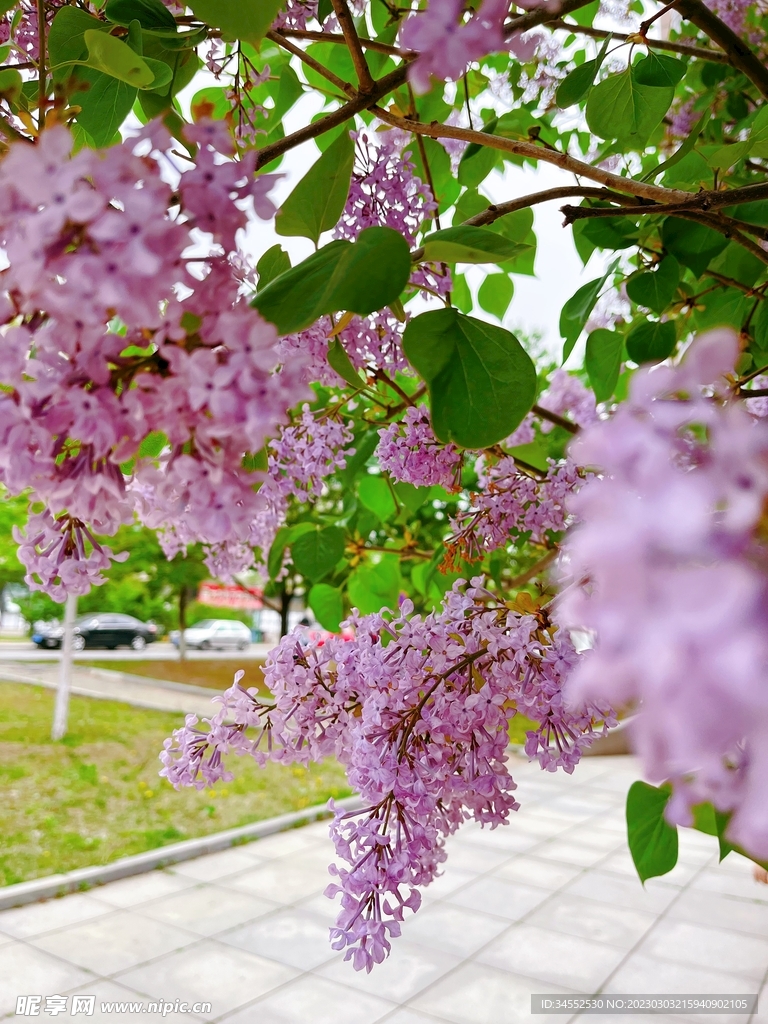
532,404,579,434
36,0,46,129
331,0,375,93
255,63,409,170
267,30,355,97
508,550,558,590
675,0,768,100
372,106,691,204
277,28,412,58
411,187,639,262
550,18,729,62
640,0,680,37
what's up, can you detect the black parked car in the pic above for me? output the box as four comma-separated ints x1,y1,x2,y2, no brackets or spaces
32,614,158,651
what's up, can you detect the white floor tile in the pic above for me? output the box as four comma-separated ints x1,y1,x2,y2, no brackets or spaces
526,891,656,947
219,907,338,970
117,940,298,1018
31,909,198,975
637,920,768,983
0,943,93,1017
448,876,551,921
0,892,114,939
476,922,626,991
222,974,395,1024
316,939,461,1003
136,884,280,937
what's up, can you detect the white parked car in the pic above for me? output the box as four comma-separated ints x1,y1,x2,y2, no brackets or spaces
172,619,251,651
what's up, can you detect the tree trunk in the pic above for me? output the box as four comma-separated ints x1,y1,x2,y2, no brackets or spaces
280,586,291,638
178,585,188,661
52,592,77,740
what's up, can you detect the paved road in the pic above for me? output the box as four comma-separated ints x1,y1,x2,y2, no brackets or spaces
0,641,276,663
0,756,766,1024
0,661,234,717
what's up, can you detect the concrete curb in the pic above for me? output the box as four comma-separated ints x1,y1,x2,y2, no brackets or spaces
0,795,364,912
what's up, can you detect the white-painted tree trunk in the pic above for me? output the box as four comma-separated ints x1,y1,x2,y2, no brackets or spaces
51,592,77,741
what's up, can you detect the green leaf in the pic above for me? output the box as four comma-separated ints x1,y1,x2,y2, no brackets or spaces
252,228,411,335
421,226,526,265
585,328,623,402
625,255,680,314
76,71,137,146
707,140,751,170
626,781,679,883
290,526,346,583
327,339,364,388
691,801,718,837
256,245,291,288
633,52,686,87
409,137,459,211
140,56,172,91
753,297,768,349
308,583,344,632
557,59,601,108
105,0,176,29
478,273,514,320
137,431,168,458
394,482,430,514
266,522,314,579
325,228,411,319
347,557,401,614
358,476,397,522
0,68,22,104
661,218,728,277
458,132,499,188
83,30,155,86
556,34,611,108
403,307,537,449
581,215,639,251
450,273,472,313
586,68,673,148
188,0,283,43
253,241,348,335
626,320,677,364
560,273,608,362
275,129,355,245
49,7,110,82
642,111,710,181
692,284,749,332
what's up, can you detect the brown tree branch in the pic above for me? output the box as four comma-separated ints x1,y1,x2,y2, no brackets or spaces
277,28,412,58
410,187,641,262
532,404,580,434
550,18,729,62
331,0,375,92
372,105,692,203
255,63,409,170
267,30,355,97
504,0,598,36
561,202,768,266
675,0,768,99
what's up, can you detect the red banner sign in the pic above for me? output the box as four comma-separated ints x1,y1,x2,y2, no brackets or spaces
198,582,263,610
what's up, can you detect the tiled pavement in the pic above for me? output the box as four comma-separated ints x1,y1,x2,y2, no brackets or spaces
1,755,766,1024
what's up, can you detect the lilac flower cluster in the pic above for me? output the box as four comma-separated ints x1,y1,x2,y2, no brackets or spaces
0,122,305,596
274,0,321,30
335,132,437,247
448,457,581,561
400,0,549,94
559,331,768,861
376,405,463,489
705,0,753,37
249,406,356,563
507,369,597,446
161,577,613,969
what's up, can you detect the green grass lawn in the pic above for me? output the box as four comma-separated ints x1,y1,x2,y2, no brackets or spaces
84,658,268,694
0,682,351,887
